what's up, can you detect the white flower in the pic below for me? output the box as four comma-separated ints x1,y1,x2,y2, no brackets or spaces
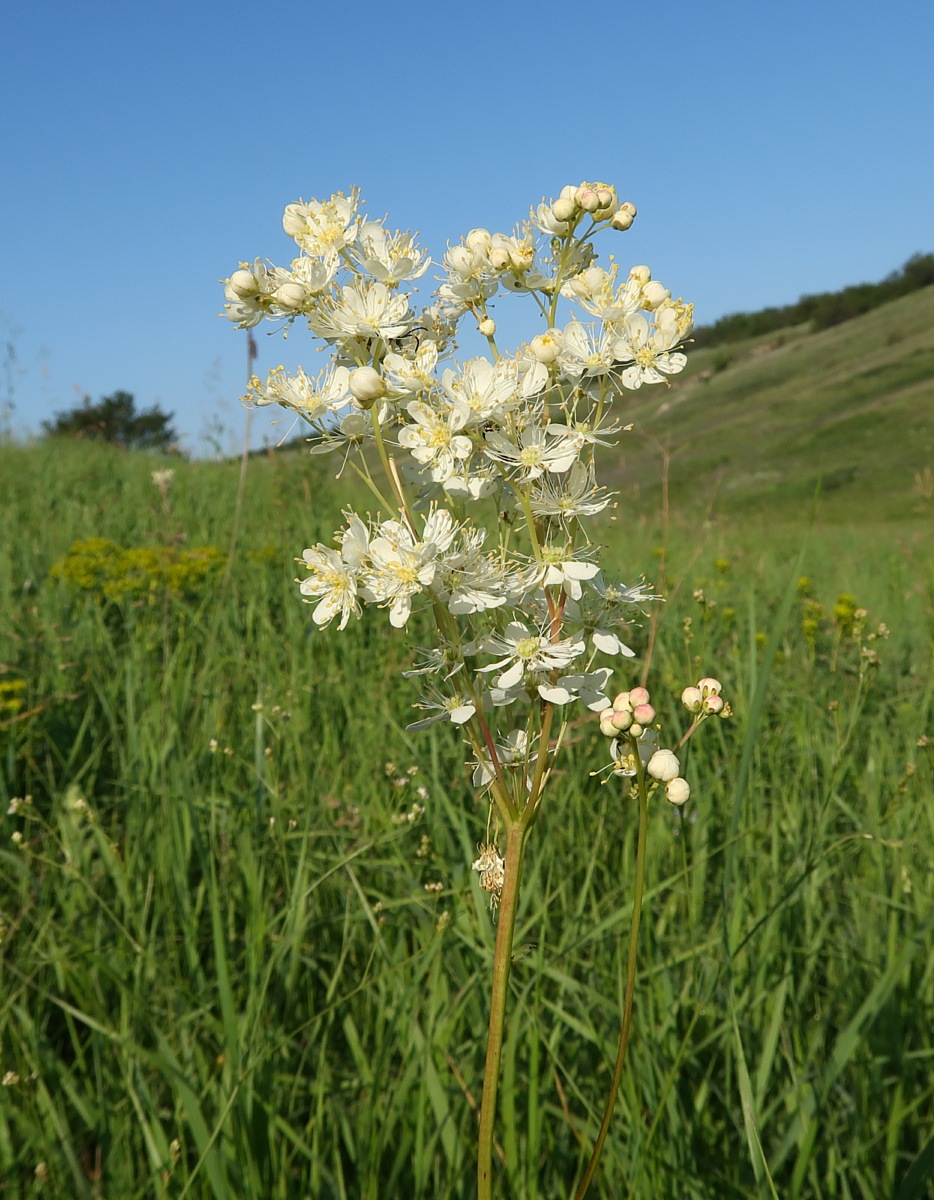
299,515,370,630
484,423,578,481
247,364,351,420
397,398,473,482
360,509,457,628
282,189,361,256
406,689,477,731
383,343,440,397
528,462,613,521
472,729,529,788
477,621,585,700
556,321,618,383
310,281,413,342
438,528,508,615
441,357,523,427
612,312,687,389
539,553,600,601
349,221,430,285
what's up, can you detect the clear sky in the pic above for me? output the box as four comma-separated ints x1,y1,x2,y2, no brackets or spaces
2,0,931,454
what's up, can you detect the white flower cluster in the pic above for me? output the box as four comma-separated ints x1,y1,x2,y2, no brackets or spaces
224,181,694,799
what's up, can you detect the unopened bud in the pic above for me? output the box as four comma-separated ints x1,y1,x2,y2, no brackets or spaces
611,708,634,732
478,318,496,337
599,709,618,737
551,196,577,223
697,677,722,696
349,366,386,408
274,282,307,310
612,691,631,710
530,331,562,364
681,686,703,713
703,694,724,715
629,686,650,707
642,280,671,310
282,204,307,238
629,265,651,286
633,702,656,725
610,203,637,231
666,777,691,806
488,246,511,271
647,749,681,782
594,185,618,216
465,228,492,253
576,186,601,214
228,269,258,298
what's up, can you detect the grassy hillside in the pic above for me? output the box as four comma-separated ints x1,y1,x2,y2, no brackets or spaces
609,285,934,523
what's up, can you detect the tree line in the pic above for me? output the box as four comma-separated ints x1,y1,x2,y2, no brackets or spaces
693,252,934,349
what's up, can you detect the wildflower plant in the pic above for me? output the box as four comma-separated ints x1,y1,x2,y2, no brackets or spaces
224,181,729,1197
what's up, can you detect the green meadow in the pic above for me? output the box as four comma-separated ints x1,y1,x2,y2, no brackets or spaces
1,294,933,1199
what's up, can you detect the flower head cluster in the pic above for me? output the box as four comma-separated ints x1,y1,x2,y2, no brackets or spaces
224,181,696,801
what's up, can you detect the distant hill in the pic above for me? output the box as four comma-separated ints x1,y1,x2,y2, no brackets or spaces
693,253,934,348
610,284,934,524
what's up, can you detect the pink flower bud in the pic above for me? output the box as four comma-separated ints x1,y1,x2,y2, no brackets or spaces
629,686,650,707
610,708,634,732
633,702,655,724
703,694,724,715
599,709,618,738
666,777,691,806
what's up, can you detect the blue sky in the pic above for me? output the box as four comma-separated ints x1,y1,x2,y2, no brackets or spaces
2,0,931,453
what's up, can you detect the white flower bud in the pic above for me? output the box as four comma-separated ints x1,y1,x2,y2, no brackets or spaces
610,203,637,231
697,677,722,697
478,318,496,337
611,708,634,732
488,246,511,271
228,269,259,298
666,777,691,806
551,196,577,223
647,749,680,782
282,203,308,238
629,265,651,286
641,281,671,310
349,366,386,408
530,331,562,364
681,686,703,713
612,691,632,711
703,694,725,715
465,228,492,253
274,282,307,310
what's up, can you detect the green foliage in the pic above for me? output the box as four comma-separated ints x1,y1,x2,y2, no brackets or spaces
41,389,179,453
1,441,932,1198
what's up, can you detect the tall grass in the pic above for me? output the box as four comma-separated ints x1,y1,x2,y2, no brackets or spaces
1,440,932,1197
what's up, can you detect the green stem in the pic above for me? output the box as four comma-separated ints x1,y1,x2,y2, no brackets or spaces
572,768,650,1200
477,818,528,1200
